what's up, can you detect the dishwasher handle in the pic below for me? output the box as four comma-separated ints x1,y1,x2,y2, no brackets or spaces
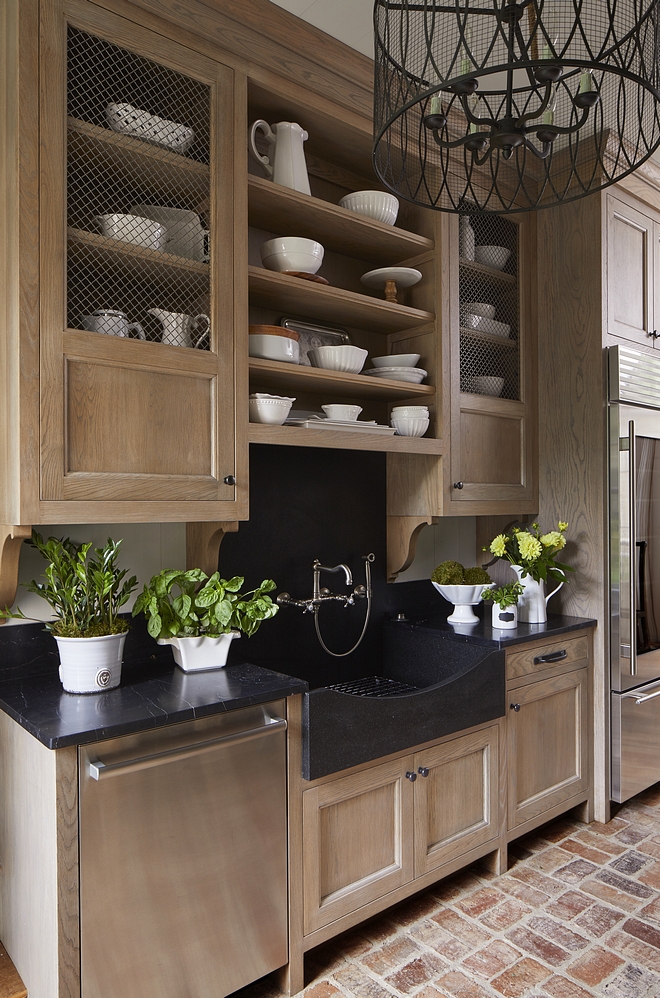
621,682,660,706
88,715,287,780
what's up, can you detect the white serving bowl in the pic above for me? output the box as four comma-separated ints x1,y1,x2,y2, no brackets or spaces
249,332,300,364
371,353,421,368
391,405,429,417
249,397,295,424
260,236,324,274
465,301,496,319
391,417,429,437
308,345,368,374
432,582,495,625
96,213,167,250
338,190,400,226
467,376,505,397
322,404,363,421
475,245,511,271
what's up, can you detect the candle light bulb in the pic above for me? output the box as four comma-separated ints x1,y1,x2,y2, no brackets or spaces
541,6,560,60
580,69,593,93
460,23,472,75
542,85,557,125
468,93,481,133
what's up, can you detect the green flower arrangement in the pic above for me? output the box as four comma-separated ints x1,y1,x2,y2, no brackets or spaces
481,581,524,609
486,521,573,585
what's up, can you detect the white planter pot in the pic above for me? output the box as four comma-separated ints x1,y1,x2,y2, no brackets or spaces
511,566,564,623
492,602,518,630
157,632,240,672
432,582,494,625
55,632,126,694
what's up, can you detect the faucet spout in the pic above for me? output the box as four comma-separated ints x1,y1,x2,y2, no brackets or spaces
313,560,352,599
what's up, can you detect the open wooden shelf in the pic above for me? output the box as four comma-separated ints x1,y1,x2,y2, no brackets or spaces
459,258,517,286
249,423,442,454
460,327,518,350
248,267,434,333
67,117,209,203
248,357,434,400
67,227,209,282
248,175,433,265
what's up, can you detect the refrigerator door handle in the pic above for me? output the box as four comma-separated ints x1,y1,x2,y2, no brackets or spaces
629,419,637,676
621,682,660,705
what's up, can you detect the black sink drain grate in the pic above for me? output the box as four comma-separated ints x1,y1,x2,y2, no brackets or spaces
326,675,419,697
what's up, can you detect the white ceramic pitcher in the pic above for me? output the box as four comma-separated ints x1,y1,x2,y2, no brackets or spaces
148,309,209,349
511,565,565,623
249,120,311,195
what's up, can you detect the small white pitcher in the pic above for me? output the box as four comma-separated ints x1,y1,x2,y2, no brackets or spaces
249,120,311,195
511,566,564,623
148,309,209,348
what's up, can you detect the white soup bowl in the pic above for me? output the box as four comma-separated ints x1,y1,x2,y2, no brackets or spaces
260,236,324,274
338,191,399,226
249,397,294,424
475,245,511,271
371,353,421,368
308,345,368,374
322,404,363,421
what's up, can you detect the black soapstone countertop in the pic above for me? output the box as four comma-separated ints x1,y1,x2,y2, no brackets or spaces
386,610,597,646
0,619,307,749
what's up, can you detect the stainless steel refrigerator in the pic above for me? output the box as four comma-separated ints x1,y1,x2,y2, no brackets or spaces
610,345,660,802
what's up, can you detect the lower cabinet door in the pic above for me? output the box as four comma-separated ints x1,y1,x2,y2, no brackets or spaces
413,725,500,879
508,669,589,829
303,757,414,933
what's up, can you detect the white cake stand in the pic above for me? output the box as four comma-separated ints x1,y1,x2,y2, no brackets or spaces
361,267,422,304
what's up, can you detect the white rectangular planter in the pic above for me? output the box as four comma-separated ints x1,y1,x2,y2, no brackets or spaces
157,632,240,671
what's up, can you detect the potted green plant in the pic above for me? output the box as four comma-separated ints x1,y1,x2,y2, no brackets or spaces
485,521,573,622
482,581,524,630
132,569,279,671
430,560,493,624
3,531,137,693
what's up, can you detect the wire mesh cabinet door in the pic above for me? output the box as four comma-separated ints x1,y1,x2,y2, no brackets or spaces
444,211,538,514
39,0,247,519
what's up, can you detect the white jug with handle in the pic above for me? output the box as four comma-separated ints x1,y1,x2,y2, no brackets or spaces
249,120,311,195
511,566,565,623
147,309,209,349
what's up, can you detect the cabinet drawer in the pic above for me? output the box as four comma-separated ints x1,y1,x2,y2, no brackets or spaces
506,634,588,683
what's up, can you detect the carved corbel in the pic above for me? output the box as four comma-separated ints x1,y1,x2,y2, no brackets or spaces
387,515,439,582
185,522,239,577
0,525,32,621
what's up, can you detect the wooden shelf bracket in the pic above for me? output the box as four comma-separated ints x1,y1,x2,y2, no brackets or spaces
387,515,439,582
185,522,240,576
0,526,32,621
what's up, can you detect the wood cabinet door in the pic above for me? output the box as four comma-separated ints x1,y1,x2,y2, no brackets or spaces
607,195,656,348
413,726,499,879
444,212,538,515
302,757,414,934
507,669,589,830
38,0,247,521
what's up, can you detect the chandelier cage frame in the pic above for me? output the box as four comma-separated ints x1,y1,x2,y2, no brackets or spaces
373,0,660,214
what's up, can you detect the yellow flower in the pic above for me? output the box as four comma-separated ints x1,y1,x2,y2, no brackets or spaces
541,530,565,549
490,534,507,558
558,521,568,532
517,532,542,561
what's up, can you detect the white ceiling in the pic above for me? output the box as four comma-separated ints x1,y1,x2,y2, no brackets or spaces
269,0,374,59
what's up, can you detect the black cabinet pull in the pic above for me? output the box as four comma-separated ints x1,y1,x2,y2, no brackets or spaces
453,481,464,490
223,475,236,486
510,703,521,712
418,767,429,778
405,771,417,782
533,649,567,665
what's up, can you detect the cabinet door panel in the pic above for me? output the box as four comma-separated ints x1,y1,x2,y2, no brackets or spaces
607,196,655,346
508,669,588,829
414,726,499,878
303,758,414,934
459,411,523,485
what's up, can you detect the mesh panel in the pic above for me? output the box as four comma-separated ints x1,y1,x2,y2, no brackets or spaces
67,27,211,348
459,214,519,400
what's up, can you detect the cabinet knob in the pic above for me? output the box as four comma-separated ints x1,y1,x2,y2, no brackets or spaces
648,330,660,340
453,481,464,490
223,475,236,486
510,703,521,712
405,771,417,782
418,767,429,777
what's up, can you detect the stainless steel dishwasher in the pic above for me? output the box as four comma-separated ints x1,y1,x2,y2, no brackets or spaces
79,701,288,998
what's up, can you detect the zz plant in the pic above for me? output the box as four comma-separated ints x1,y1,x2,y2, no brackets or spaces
4,531,137,637
133,569,279,640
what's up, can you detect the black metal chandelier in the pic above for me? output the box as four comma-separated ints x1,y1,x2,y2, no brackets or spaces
373,1,660,213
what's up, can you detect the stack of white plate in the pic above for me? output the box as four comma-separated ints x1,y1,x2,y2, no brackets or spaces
364,353,427,384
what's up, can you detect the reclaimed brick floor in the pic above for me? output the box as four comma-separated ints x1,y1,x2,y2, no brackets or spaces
238,783,660,998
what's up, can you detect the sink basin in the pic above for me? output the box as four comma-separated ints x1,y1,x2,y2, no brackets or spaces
302,621,505,780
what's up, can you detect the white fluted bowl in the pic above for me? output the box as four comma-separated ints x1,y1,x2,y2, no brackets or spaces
391,417,429,437
432,582,495,625
308,345,368,374
339,190,399,225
